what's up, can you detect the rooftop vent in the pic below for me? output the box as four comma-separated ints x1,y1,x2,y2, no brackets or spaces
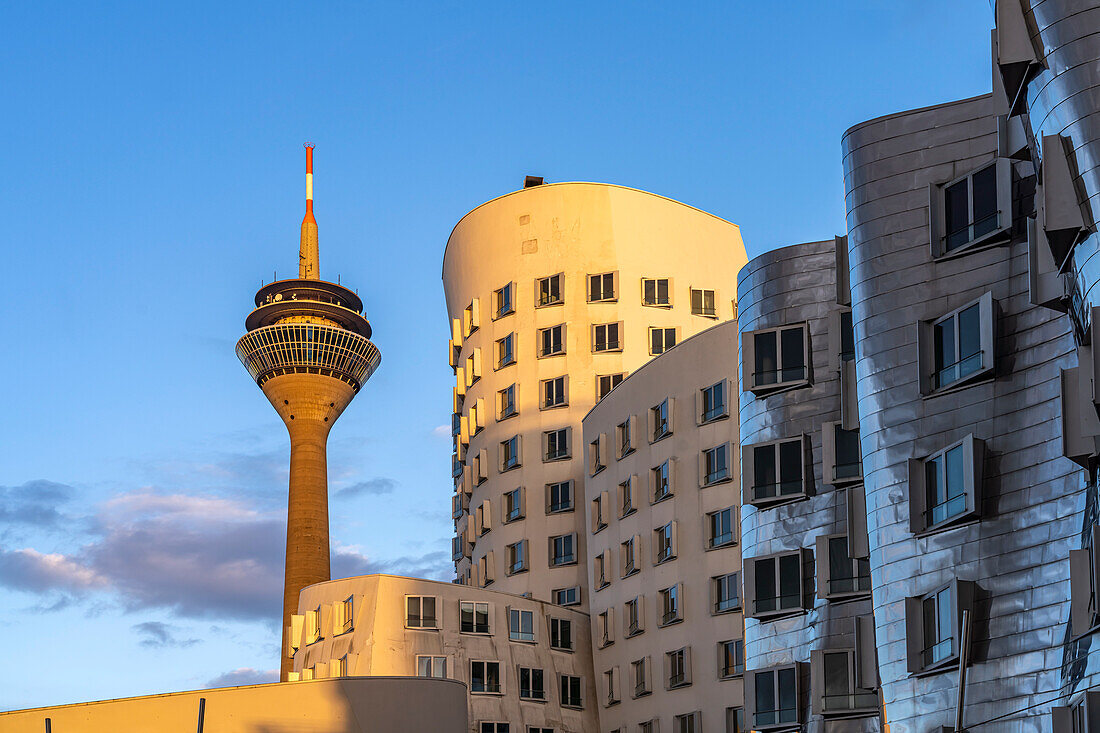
524,176,545,188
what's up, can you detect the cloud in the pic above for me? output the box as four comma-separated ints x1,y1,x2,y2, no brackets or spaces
0,480,75,528
334,478,396,500
132,621,200,648
0,548,107,593
332,548,452,582
431,425,451,438
206,667,278,688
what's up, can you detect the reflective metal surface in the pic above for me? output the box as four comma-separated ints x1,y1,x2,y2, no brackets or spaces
843,82,1085,732
738,240,881,732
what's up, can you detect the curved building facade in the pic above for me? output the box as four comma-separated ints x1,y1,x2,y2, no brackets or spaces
443,181,748,606
737,239,882,732
582,320,744,733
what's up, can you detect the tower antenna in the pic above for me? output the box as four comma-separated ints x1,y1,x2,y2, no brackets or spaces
299,143,319,280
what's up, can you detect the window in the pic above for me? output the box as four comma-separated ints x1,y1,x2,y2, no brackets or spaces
592,492,608,533
641,721,658,733
708,507,736,549
493,282,514,319
528,728,552,733
506,540,528,575
919,293,994,394
625,597,643,636
544,428,570,461
823,422,861,485
908,434,983,534
476,500,492,535
642,278,670,306
509,608,535,642
537,273,562,307
840,310,855,361
465,351,482,386
700,380,727,422
477,552,495,587
617,417,635,458
1071,526,1100,638
518,666,545,700
673,713,700,733
810,647,877,716
560,674,583,708
725,707,746,733
714,572,740,614
498,384,517,420
619,478,635,518
749,666,798,728
691,288,716,317
743,437,808,507
659,584,682,626
632,657,651,697
588,272,617,302
550,617,573,650
655,522,677,563
589,434,607,475
594,553,609,589
538,324,565,357
500,435,521,471
406,596,439,629
593,322,623,352
748,551,806,619
547,481,573,513
417,655,447,678
504,488,524,523
463,300,480,336
333,655,349,677
597,608,614,646
933,160,1009,256
1052,692,1100,732
550,533,576,566
460,601,490,634
649,327,677,355
816,535,871,599
666,647,690,688
552,586,580,606
652,460,673,503
496,333,515,368
744,325,809,394
650,399,672,441
541,376,567,409
470,660,501,694
905,580,974,675
339,595,354,633
621,536,639,577
720,639,745,678
480,724,508,733
702,443,731,486
597,373,625,400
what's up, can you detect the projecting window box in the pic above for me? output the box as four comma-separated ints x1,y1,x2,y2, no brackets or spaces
928,158,1012,260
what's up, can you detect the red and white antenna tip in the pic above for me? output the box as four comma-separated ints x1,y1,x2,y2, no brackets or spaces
304,144,314,208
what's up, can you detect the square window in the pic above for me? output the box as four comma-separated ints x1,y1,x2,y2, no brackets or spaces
544,427,570,461
480,724,508,733
908,434,983,535
932,160,1009,256
550,533,576,567
417,655,447,678
904,579,974,675
810,648,878,716
594,322,623,352
541,376,568,409
550,617,573,650
509,608,535,642
659,584,681,626
406,596,439,629
918,293,995,395
714,572,740,614
597,373,625,400
496,333,516,369
500,435,522,471
546,481,574,514
460,601,490,634
749,666,799,728
470,660,501,694
518,666,545,700
493,282,514,319
649,326,677,355
560,674,583,708
743,437,808,508
747,551,806,619
707,507,736,549
691,288,717,317
673,713,699,733
703,443,731,486
744,324,809,395
538,325,565,358
700,380,727,422
720,639,744,678
537,273,563,307
642,278,670,307
816,534,871,599
588,272,617,302
498,384,518,420
552,586,580,606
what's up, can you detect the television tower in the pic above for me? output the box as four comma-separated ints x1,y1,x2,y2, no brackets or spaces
236,145,381,680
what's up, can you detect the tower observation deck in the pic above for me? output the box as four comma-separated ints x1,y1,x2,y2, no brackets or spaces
236,145,380,680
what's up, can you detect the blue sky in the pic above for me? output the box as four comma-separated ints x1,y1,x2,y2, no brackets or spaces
0,1,994,711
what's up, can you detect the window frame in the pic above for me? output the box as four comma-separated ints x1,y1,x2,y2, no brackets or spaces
549,616,574,651
917,292,996,396
416,654,448,679
597,372,626,401
549,532,578,567
506,539,529,576
700,442,732,487
651,459,675,504
540,375,568,410
706,506,737,550
665,646,692,689
460,600,491,634
719,639,745,679
929,158,1012,259
535,273,564,308
508,607,536,643
809,647,878,717
587,271,619,303
593,322,624,353
745,664,802,730
741,435,811,508
517,665,546,701
470,659,503,695
907,433,984,536
631,656,652,698
500,435,522,473
815,534,871,601
559,673,584,708
649,398,674,443
745,549,810,621
503,486,525,524
713,571,741,615
904,578,975,676
658,583,683,626
690,287,718,318
497,384,518,420
551,585,581,606
495,333,516,370
641,277,672,308
654,521,678,564
648,326,678,356
698,379,730,424
743,323,811,395
822,420,862,486
546,480,575,514
616,416,637,459
405,595,441,630
493,282,515,320
542,427,571,462
537,324,566,358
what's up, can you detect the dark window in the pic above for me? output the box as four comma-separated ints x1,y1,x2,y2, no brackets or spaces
539,325,564,357
471,661,501,693
828,536,870,595
702,381,726,421
934,303,982,389
753,327,807,387
550,618,573,650
598,373,624,400
650,327,677,355
589,273,616,302
542,376,566,408
840,310,855,362
643,278,670,306
754,667,797,727
548,481,573,513
461,601,490,633
945,164,999,252
538,274,562,306
560,674,583,707
753,554,802,615
752,440,804,502
925,443,967,527
594,323,621,352
496,334,515,367
407,596,438,628
691,288,716,317
519,667,545,699
835,425,861,479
